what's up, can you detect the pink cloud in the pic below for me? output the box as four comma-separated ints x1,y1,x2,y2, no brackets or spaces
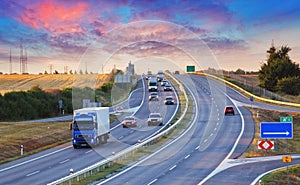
19,0,89,34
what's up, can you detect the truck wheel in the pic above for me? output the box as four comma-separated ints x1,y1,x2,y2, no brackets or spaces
73,144,78,149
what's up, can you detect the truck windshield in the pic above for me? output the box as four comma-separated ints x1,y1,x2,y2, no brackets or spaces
73,117,94,130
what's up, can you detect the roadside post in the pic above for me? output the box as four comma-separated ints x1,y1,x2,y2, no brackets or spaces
58,100,63,115
20,145,24,156
280,116,293,185
249,96,254,108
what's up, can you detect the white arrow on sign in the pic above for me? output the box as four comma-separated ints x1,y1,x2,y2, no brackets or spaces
263,131,290,135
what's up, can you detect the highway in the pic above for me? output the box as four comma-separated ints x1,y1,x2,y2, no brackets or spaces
94,74,299,185
1,74,299,185
0,77,179,185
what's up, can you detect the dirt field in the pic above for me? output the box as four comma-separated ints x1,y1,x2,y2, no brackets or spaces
0,74,111,95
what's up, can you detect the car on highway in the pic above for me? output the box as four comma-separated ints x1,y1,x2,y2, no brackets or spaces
224,106,235,115
164,96,175,105
161,79,168,86
149,92,159,101
164,84,172,91
147,113,163,126
122,116,137,127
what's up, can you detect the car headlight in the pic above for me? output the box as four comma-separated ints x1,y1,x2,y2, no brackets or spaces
73,139,76,143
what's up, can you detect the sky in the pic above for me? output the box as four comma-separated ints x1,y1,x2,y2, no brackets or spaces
0,0,300,74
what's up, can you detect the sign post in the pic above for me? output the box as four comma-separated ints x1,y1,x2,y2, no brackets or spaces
280,116,293,185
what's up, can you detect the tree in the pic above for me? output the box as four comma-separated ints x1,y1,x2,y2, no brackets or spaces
276,76,300,95
259,45,300,93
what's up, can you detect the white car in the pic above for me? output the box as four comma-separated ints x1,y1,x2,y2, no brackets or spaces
147,113,163,126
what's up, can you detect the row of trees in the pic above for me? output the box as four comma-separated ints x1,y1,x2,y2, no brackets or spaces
259,45,300,95
0,79,115,121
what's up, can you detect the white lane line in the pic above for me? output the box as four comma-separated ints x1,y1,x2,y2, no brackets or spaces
0,145,72,173
147,179,158,185
130,130,134,133
26,170,40,177
184,154,190,159
118,136,124,140
210,133,213,137
195,146,200,150
59,159,70,164
214,127,217,131
204,139,208,143
169,165,177,171
85,150,93,154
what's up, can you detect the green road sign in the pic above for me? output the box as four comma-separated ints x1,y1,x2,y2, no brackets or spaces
186,66,195,72
280,116,293,122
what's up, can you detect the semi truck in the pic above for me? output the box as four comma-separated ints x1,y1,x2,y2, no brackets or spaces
72,107,110,148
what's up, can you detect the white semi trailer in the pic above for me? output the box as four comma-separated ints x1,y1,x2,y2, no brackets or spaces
72,107,110,148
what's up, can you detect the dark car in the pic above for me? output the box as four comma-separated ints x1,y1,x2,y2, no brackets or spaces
122,116,137,127
164,84,172,91
224,106,235,115
164,96,175,105
149,92,159,101
147,113,163,126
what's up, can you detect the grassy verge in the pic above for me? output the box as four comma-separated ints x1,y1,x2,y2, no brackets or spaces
0,121,71,164
245,107,300,185
245,108,300,157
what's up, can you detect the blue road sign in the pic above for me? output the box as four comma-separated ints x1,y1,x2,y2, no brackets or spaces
260,122,293,139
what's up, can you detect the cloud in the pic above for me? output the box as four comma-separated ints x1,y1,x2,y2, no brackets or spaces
18,0,89,34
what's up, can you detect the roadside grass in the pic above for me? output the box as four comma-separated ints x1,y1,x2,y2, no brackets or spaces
245,107,300,157
0,121,71,164
245,107,300,185
260,166,300,185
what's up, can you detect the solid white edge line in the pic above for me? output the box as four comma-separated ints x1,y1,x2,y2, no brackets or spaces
250,164,299,185
185,154,190,159
198,94,245,184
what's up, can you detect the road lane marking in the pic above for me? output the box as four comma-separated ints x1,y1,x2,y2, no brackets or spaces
26,170,40,177
59,159,70,164
169,165,177,171
118,136,124,140
85,150,93,154
0,145,72,173
195,146,200,150
184,154,190,159
147,179,158,185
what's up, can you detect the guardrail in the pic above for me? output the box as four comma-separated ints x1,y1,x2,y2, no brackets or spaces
48,73,190,185
199,72,300,108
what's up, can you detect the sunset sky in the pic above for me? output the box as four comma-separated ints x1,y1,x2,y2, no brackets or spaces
0,0,300,74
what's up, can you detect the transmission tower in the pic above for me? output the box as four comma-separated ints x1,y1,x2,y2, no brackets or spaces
49,64,53,74
9,48,12,74
19,44,28,74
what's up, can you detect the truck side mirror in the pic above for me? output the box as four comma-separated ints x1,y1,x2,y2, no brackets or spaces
69,122,73,130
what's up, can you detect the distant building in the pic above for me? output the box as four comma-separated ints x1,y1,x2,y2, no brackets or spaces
126,61,135,75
